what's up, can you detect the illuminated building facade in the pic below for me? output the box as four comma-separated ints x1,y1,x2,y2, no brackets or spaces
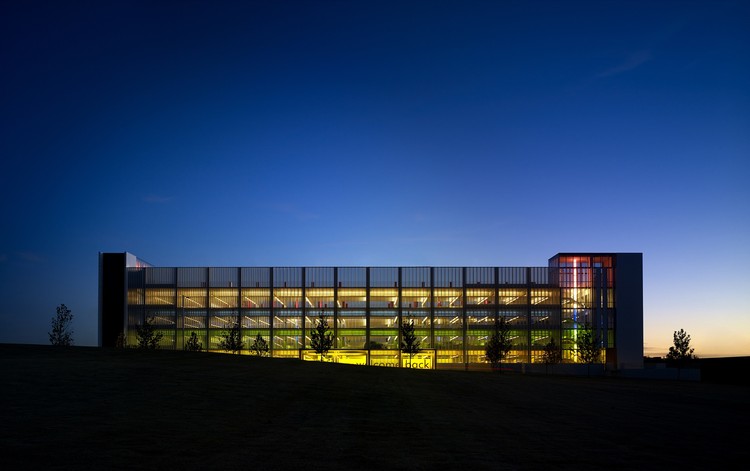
99,252,643,369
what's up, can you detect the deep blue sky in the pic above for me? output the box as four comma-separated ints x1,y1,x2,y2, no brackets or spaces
1,1,748,356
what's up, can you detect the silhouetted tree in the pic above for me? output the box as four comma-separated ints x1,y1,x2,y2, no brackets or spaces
250,333,269,357
666,329,696,363
542,337,562,374
49,304,74,346
485,316,513,372
185,332,203,352
364,340,384,350
400,318,421,368
310,311,333,361
576,322,602,376
136,317,163,349
219,317,244,354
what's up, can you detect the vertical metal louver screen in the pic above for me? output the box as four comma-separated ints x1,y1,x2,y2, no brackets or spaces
402,267,429,287
370,267,398,287
209,267,238,287
465,267,494,285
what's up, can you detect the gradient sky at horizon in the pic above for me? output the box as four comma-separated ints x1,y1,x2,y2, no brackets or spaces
1,1,748,357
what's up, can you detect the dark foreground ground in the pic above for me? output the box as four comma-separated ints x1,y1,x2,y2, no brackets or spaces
1,344,748,470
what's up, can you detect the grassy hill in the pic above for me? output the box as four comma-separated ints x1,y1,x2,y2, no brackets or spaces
1,344,746,470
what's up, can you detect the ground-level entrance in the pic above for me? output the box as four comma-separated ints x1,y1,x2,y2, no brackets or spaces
300,349,436,369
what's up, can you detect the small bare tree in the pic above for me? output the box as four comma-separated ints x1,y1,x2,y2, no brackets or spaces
49,304,74,346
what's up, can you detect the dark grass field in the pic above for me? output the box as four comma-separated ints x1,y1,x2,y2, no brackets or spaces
1,344,748,470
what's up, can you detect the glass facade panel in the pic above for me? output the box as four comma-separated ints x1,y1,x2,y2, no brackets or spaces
337,311,366,329
274,330,302,350
434,288,462,308
209,288,238,308
273,288,302,309
467,310,494,326
434,331,463,349
466,288,494,306
434,309,462,328
401,288,430,308
241,288,270,308
370,310,399,328
370,288,398,309
403,312,431,328
182,310,206,330
178,289,206,308
146,288,174,306
242,310,270,329
274,311,302,329
337,288,366,308
337,332,366,349
498,288,526,306
368,330,399,350
306,288,334,309
115,253,634,367
437,349,463,364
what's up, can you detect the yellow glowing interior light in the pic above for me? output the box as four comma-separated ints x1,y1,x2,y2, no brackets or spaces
184,296,201,307
422,316,428,324
305,296,313,307
243,296,258,307
336,300,341,308
450,316,460,324
476,296,488,304
213,296,229,307
421,297,428,307
274,296,286,308
449,296,459,307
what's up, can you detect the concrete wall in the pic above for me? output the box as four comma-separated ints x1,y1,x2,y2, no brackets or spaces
615,253,644,369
